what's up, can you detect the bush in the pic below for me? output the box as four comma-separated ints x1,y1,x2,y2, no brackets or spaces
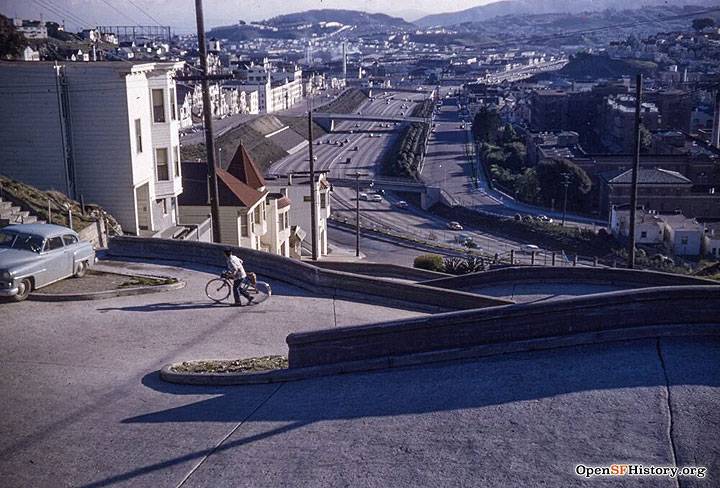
443,256,466,275
414,254,445,272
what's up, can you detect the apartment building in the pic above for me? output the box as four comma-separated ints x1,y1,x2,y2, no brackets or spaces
0,60,185,235
267,172,331,257
234,59,303,113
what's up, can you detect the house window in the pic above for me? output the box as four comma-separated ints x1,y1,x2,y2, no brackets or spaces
241,214,249,237
152,89,166,123
681,236,688,245
640,231,647,239
320,192,327,209
155,148,170,181
173,145,180,177
170,87,177,121
254,205,261,224
134,119,143,153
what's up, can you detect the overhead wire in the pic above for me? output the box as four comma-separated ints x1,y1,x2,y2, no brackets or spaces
126,0,165,27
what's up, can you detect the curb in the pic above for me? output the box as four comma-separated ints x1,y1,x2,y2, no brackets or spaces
30,277,186,302
159,323,719,386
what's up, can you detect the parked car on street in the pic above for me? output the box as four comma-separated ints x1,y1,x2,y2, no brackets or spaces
395,200,409,209
447,221,463,231
0,224,96,301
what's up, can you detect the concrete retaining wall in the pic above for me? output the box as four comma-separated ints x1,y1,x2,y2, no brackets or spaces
420,266,718,290
312,261,449,281
108,236,512,311
286,285,720,368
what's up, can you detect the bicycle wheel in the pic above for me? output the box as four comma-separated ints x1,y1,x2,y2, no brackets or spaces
254,281,272,297
205,278,231,303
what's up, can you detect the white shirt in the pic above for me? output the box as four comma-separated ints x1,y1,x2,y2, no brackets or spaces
226,254,247,279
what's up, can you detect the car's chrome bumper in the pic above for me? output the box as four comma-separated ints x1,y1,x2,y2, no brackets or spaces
0,287,19,297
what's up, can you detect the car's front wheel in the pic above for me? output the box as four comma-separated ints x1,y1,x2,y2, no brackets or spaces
13,278,32,302
74,261,88,278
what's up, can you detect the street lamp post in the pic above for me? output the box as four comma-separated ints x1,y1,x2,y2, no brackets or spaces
348,171,368,257
561,172,571,227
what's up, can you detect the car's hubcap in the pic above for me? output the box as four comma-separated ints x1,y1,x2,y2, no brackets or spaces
18,281,27,296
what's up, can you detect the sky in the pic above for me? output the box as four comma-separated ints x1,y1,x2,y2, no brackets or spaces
0,0,496,32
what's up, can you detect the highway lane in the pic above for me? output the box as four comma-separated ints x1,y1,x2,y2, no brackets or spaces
269,89,588,262
268,90,554,259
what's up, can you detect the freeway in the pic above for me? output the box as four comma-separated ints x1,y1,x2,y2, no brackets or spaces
267,90,551,259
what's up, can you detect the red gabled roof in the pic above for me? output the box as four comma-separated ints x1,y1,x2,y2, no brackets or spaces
216,167,265,208
226,143,266,190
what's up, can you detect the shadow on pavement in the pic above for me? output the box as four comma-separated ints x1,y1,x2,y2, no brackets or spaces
76,338,720,487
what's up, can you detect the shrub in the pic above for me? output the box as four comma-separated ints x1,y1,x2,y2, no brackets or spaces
414,254,444,272
443,256,466,275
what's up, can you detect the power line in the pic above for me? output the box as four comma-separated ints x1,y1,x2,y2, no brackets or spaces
98,0,142,25
126,0,164,27
32,0,90,29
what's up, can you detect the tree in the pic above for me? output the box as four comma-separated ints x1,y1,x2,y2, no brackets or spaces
692,18,715,31
500,123,518,144
535,158,592,211
471,106,501,144
639,125,652,154
0,15,28,60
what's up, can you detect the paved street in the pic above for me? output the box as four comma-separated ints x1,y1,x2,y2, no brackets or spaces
1,262,717,488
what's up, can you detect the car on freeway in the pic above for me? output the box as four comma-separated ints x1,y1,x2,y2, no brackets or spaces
367,194,382,202
0,224,96,302
538,215,553,223
344,138,350,143
447,221,463,231
316,141,321,145
395,200,409,209
520,244,540,254
355,123,360,128
359,192,368,201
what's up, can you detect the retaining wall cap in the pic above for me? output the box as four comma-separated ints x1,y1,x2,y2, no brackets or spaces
161,324,720,386
285,285,720,345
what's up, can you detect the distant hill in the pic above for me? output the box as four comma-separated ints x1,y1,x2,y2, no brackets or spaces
209,9,413,41
534,52,658,81
416,0,718,27
266,9,414,29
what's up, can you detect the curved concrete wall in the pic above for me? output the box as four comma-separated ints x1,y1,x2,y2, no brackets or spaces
108,236,512,311
420,266,718,290
287,285,720,368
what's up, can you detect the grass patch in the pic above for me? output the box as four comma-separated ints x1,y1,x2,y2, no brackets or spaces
119,276,178,288
172,356,288,374
318,89,368,114
0,175,120,233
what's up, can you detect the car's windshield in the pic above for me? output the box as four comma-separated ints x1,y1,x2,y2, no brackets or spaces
0,231,44,253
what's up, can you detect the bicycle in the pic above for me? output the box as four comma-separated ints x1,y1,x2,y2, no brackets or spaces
205,272,272,304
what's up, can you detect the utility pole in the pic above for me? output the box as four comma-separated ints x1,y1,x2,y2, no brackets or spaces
195,0,221,243
628,73,643,269
348,171,368,257
308,97,319,260
560,172,570,227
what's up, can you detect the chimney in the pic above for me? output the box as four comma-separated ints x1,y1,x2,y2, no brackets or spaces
713,91,720,149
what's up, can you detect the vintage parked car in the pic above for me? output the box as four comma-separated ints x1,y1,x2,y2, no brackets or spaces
0,224,96,301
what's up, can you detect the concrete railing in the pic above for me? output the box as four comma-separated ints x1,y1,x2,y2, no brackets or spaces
108,236,512,311
311,261,449,282
420,266,718,290
287,285,720,368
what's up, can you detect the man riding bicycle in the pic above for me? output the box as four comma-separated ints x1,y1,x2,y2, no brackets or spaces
223,249,254,306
